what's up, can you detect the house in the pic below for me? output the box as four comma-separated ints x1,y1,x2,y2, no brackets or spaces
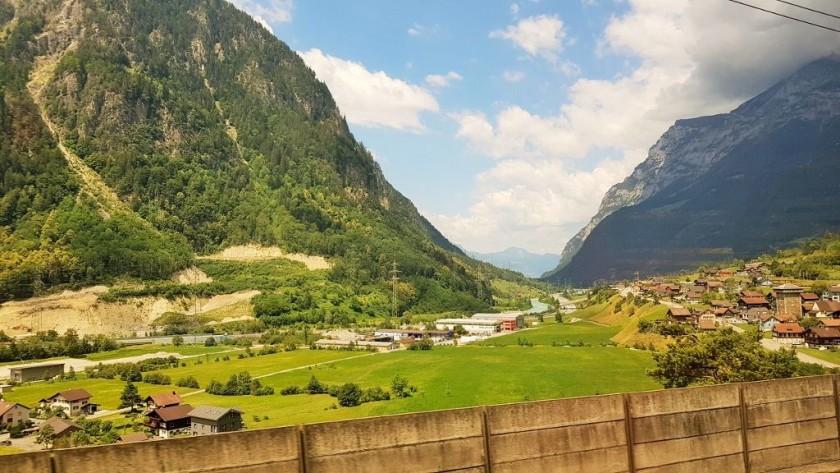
697,312,717,331
144,392,182,410
40,389,98,417
805,327,840,347
710,300,735,308
40,416,82,439
684,291,703,303
823,285,840,302
811,300,840,318
739,296,771,310
0,401,29,427
716,269,734,278
817,319,840,329
313,339,396,351
801,292,820,303
714,307,737,318
707,281,725,293
9,362,64,383
189,406,244,436
772,322,805,345
145,404,194,439
744,307,772,322
667,307,694,324
759,315,783,332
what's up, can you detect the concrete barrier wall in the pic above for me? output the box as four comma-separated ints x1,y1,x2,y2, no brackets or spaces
13,375,840,473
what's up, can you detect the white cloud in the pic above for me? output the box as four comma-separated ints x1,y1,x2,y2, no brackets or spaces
299,48,439,132
510,3,520,17
407,23,439,37
501,70,526,83
443,0,840,253
490,14,567,62
226,0,293,27
425,71,463,88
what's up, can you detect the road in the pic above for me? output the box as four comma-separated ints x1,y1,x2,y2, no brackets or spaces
760,338,840,368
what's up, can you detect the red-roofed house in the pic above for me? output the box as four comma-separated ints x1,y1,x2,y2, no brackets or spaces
144,391,182,410
812,300,840,318
40,389,98,417
801,292,820,302
772,322,805,345
0,401,29,427
739,296,771,310
145,404,194,439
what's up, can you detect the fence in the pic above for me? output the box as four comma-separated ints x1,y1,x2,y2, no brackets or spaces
10,375,840,472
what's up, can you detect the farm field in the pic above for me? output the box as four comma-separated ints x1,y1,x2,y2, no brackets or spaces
181,344,657,428
481,321,621,346
84,344,243,361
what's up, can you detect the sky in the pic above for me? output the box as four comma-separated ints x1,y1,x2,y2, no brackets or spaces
226,0,840,255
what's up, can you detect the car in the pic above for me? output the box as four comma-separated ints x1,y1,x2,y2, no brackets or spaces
0,440,12,446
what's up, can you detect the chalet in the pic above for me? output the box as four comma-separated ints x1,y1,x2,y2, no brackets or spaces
707,281,725,292
145,404,194,439
697,313,717,331
772,322,805,345
40,416,82,439
9,362,64,383
740,290,765,299
714,307,737,318
189,406,244,436
144,391,182,410
759,315,783,332
739,296,771,310
805,327,840,348
683,291,703,303
667,307,694,324
0,401,29,427
40,389,98,417
716,269,734,278
811,300,840,318
801,292,820,303
823,285,840,302
817,319,840,329
744,307,772,323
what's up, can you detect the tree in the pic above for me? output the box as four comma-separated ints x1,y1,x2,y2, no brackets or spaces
36,424,55,449
204,337,217,347
336,383,362,407
391,375,414,398
172,335,184,346
648,328,823,388
119,381,142,410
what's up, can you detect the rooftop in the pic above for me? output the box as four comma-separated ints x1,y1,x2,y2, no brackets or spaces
188,405,243,421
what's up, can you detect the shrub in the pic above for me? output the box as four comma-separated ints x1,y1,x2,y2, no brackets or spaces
337,383,362,407
176,376,200,389
143,373,171,385
280,386,302,395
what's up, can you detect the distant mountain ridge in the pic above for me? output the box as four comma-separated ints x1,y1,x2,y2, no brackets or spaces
545,56,840,285
465,247,560,278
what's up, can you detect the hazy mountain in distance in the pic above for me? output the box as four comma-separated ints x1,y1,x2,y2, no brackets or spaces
466,247,561,278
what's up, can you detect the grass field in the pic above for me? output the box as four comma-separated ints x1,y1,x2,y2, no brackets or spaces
0,446,24,455
179,344,657,428
799,348,840,364
481,321,621,346
84,344,243,361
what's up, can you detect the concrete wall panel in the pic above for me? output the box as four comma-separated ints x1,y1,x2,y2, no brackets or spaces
3,451,53,473
631,407,741,443
628,384,739,418
487,394,624,434
744,376,834,405
303,407,482,457
492,445,629,473
746,396,835,428
749,439,840,472
490,420,626,464
747,417,838,451
632,430,743,469
304,436,485,473
53,427,301,473
636,453,745,473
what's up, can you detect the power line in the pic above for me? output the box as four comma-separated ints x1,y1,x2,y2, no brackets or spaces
727,0,840,33
776,0,840,21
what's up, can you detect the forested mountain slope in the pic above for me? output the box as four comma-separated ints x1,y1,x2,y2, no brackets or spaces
546,56,840,285
0,0,496,317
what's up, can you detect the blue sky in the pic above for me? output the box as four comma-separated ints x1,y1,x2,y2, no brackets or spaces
227,0,840,254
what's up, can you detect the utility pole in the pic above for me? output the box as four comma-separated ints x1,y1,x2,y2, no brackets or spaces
389,262,400,318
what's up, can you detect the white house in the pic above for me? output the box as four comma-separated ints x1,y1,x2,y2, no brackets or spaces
435,318,500,335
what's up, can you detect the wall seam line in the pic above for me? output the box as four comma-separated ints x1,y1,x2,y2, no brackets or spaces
740,384,751,473
623,393,636,473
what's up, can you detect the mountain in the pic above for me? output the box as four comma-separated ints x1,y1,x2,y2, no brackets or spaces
545,56,840,285
466,247,560,278
0,0,495,316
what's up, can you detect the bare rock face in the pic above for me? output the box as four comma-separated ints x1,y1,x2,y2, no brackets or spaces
547,56,840,284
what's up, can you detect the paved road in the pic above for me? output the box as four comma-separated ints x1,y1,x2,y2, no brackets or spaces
760,338,840,368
